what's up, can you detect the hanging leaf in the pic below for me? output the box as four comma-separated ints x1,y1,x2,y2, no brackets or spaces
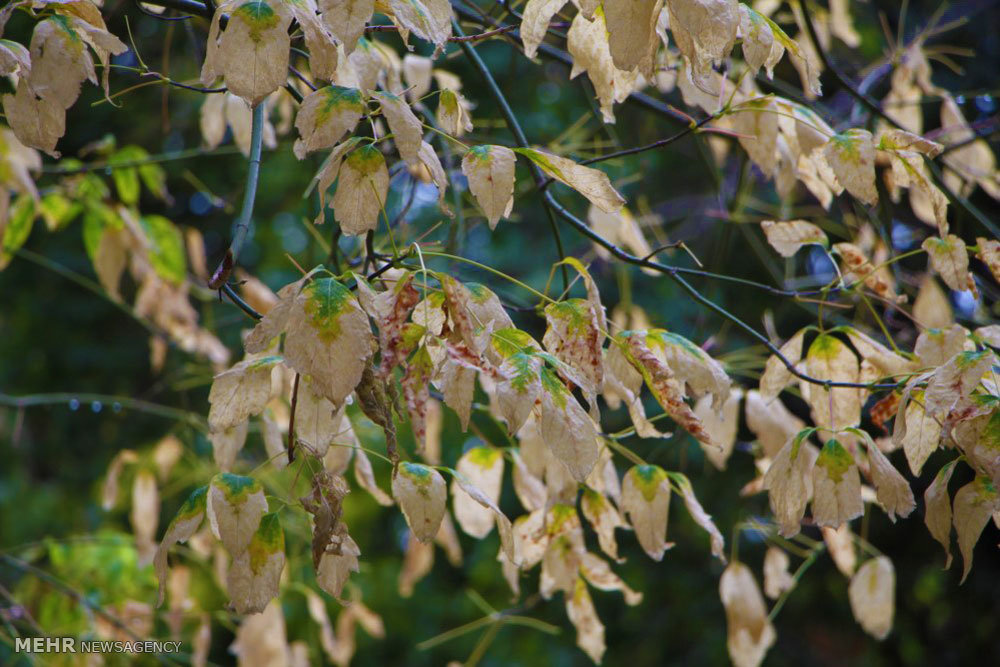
762,431,818,537
811,439,863,528
227,513,285,614
823,129,877,206
202,0,293,106
462,145,516,230
515,147,625,213
333,144,390,235
621,464,672,560
760,220,828,257
719,562,776,667
206,473,269,556
392,462,447,542
294,86,366,159
155,486,208,606
848,556,895,640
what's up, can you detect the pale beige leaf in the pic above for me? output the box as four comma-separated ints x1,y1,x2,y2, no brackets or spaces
805,334,861,431
316,535,361,598
953,475,1000,583
462,145,516,230
283,278,375,407
760,220,827,257
566,576,605,664
863,435,915,522
924,350,993,419
811,439,863,528
694,388,742,470
388,0,452,49
977,237,1000,285
333,145,389,235
28,18,95,110
579,552,642,605
451,447,504,538
101,449,138,510
521,0,567,59
391,462,447,542
621,464,672,560
744,390,804,459
893,391,941,476
604,0,661,72
320,0,374,54
821,523,857,577
209,356,281,431
913,274,953,329
2,80,66,157
675,473,727,561
759,328,805,401
436,88,473,137
155,487,207,607
372,91,422,167
666,0,740,96
209,1,292,106
922,234,975,295
511,449,547,512
719,562,776,667
226,513,285,615
923,461,955,569
398,530,434,597
452,470,517,563
229,599,287,665
293,85,365,159
211,421,249,472
517,147,625,213
538,379,600,482
580,488,625,562
763,547,794,599
844,329,917,379
848,556,895,640
130,470,160,566
353,445,394,506
823,129,877,206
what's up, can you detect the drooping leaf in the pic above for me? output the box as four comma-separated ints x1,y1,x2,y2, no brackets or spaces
848,556,895,640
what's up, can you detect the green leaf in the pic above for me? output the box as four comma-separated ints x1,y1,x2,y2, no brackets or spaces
140,214,186,284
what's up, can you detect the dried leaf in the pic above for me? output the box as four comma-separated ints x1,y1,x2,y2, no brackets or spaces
566,576,605,664
763,547,794,599
760,219,828,257
516,147,625,213
294,86,365,159
811,439,863,528
452,447,504,538
922,234,976,295
209,356,282,431
333,144,390,235
924,460,956,569
227,513,285,614
823,129,877,206
848,556,895,640
392,462,447,542
953,475,999,583
621,464,672,560
462,145,516,230
719,562,776,667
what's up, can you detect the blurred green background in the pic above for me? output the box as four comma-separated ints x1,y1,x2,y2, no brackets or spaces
2,0,1000,665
